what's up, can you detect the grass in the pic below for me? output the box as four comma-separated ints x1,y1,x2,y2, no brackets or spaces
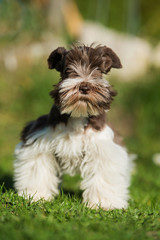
1,188,160,240
0,60,160,239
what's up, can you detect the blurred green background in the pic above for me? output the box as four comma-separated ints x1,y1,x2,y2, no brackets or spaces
0,0,160,199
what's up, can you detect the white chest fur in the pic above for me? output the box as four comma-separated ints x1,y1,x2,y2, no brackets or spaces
51,117,88,175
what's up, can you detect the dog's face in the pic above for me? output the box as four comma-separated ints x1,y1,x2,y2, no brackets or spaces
48,45,122,117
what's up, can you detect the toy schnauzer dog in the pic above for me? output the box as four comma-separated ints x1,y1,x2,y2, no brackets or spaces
14,44,131,210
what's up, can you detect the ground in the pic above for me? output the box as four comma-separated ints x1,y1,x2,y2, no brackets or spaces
0,62,160,240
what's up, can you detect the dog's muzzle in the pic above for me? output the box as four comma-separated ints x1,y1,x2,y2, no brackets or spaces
79,83,90,95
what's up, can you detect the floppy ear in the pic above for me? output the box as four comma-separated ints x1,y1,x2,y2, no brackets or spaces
47,47,67,72
100,46,122,74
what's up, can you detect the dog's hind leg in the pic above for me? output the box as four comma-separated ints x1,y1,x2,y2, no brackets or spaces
14,130,60,201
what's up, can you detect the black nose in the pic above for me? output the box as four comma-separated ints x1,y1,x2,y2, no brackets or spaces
79,84,90,94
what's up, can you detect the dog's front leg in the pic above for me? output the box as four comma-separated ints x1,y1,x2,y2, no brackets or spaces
14,141,60,201
80,126,131,210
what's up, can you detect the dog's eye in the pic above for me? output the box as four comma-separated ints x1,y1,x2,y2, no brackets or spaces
65,67,70,72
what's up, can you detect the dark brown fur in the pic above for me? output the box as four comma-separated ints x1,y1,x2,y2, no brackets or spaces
21,105,70,142
48,44,122,80
21,115,48,142
86,112,106,131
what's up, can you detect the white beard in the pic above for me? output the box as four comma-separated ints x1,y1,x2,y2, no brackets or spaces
59,77,111,117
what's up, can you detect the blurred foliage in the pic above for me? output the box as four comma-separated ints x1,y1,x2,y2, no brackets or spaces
0,0,48,45
0,0,160,44
75,0,129,32
75,0,160,40
140,0,160,41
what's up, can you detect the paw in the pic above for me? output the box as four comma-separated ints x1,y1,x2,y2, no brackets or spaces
83,199,128,210
17,190,55,202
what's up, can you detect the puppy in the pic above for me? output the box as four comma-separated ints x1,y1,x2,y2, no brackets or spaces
14,44,131,210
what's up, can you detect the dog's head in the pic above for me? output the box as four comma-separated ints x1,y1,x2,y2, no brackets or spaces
48,44,122,117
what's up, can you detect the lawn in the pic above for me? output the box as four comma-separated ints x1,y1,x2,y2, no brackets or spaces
0,58,160,240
